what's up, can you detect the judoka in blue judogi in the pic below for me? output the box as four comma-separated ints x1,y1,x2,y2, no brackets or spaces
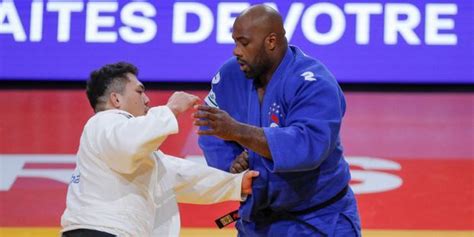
193,5,361,237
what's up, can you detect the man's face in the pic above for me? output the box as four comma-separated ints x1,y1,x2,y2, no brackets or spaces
117,73,150,117
232,19,271,79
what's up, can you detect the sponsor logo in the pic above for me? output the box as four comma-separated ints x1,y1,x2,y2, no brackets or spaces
301,71,317,81
204,89,219,108
211,72,221,84
70,173,80,184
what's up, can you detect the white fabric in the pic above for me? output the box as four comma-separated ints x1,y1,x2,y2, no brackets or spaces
61,107,244,236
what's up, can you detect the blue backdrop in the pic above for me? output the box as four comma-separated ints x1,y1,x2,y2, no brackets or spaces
0,0,472,83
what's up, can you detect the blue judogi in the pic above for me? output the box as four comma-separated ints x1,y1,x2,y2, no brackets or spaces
199,46,361,236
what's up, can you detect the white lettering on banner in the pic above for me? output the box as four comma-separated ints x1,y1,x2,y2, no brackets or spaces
0,1,157,43
0,1,459,45
216,2,249,43
30,1,43,42
278,3,305,43
344,3,383,45
0,1,27,41
47,1,84,42
86,2,118,43
1,154,402,194
302,3,346,45
172,2,457,45
119,2,157,44
173,2,213,43
384,3,421,45
425,4,457,45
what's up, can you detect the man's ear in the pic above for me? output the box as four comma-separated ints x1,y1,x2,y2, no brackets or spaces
266,33,277,51
110,92,121,108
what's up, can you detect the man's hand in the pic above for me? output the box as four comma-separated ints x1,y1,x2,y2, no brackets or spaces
230,150,249,173
194,104,273,159
193,105,241,141
166,92,200,117
241,170,259,195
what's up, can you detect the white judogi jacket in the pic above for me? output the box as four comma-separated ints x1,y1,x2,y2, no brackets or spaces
61,107,244,236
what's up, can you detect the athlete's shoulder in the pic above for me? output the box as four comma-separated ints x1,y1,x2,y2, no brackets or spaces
86,109,131,128
288,46,337,86
279,46,343,104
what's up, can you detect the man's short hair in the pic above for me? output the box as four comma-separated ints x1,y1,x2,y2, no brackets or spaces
86,62,138,112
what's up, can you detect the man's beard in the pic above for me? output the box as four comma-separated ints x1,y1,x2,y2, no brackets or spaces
244,49,271,80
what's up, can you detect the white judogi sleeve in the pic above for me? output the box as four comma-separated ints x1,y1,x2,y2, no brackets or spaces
158,151,244,203
93,106,178,174
150,151,245,236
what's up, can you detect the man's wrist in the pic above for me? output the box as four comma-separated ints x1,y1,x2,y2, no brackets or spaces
166,105,179,117
233,122,248,142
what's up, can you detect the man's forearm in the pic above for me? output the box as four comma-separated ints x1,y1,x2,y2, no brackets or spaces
233,123,272,160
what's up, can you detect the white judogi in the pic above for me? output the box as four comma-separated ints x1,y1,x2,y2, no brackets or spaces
61,107,244,236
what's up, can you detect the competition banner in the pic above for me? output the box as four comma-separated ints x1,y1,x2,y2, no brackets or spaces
0,0,473,83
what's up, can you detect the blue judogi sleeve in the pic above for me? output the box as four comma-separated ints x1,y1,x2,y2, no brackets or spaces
262,66,346,173
198,59,248,172
198,133,243,172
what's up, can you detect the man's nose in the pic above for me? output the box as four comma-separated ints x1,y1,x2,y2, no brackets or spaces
233,45,242,57
143,93,150,105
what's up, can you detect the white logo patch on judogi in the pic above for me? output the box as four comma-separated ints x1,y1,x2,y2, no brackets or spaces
204,89,219,108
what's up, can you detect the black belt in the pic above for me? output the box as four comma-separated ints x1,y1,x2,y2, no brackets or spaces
62,229,116,237
285,185,348,216
215,185,348,229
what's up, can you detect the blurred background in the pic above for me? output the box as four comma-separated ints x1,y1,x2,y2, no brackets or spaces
0,0,473,236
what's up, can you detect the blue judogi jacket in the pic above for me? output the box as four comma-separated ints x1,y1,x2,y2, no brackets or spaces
199,46,354,235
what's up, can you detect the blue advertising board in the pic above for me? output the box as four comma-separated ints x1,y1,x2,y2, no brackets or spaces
0,0,472,83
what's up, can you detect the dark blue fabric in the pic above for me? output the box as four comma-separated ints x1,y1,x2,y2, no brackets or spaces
199,46,361,236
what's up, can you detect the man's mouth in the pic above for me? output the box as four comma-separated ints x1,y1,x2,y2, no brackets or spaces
238,60,248,71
